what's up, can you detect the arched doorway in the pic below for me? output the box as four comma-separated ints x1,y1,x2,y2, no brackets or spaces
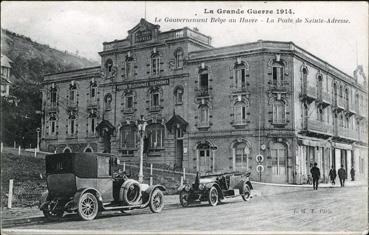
84,147,93,152
271,142,287,183
63,147,71,153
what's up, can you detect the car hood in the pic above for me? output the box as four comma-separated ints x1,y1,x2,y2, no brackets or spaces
199,177,217,184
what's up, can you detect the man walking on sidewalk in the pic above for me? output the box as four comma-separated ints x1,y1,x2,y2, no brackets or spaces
350,167,355,181
329,166,336,185
310,162,320,190
338,165,347,187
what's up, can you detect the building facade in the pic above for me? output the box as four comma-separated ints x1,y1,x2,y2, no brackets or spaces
41,19,368,184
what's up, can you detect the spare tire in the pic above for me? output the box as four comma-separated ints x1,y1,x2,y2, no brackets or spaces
120,179,141,205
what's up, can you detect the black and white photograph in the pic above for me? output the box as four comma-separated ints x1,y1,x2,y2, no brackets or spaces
1,1,368,234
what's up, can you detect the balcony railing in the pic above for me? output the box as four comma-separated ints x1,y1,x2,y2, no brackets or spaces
195,87,210,97
337,126,357,141
317,91,331,105
335,97,345,110
149,105,162,112
300,86,317,102
305,119,333,136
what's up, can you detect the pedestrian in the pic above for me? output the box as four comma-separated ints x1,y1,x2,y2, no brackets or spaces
338,165,347,187
350,167,355,181
328,166,336,185
310,162,320,190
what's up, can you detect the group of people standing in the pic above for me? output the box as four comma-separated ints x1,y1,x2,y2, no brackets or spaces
309,163,356,190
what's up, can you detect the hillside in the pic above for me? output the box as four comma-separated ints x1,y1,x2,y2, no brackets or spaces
1,28,98,83
0,28,99,147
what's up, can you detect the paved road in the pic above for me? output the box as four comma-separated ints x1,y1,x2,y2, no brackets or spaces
4,185,367,233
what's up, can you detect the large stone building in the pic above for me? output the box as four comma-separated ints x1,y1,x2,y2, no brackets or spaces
41,19,368,184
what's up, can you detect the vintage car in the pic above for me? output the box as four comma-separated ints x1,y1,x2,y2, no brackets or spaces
39,153,166,221
178,171,253,207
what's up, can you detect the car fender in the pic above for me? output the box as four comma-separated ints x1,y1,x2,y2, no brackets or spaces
246,181,253,190
205,183,224,199
142,185,166,203
71,188,103,211
39,190,49,210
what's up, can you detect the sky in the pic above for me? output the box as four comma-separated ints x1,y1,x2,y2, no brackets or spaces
1,1,368,77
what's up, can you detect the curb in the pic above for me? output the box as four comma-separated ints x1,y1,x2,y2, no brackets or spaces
251,181,367,188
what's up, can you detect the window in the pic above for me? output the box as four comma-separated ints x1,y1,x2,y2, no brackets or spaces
151,56,160,75
339,113,344,127
104,93,112,111
234,101,247,124
271,143,286,175
235,68,246,89
68,117,76,135
318,107,324,122
235,143,250,169
174,87,183,104
317,75,323,96
199,105,209,126
345,88,349,106
273,101,286,124
90,81,97,101
49,113,57,136
151,93,159,107
125,61,133,78
69,83,77,104
200,74,208,90
272,62,284,86
126,96,133,109
105,59,113,73
50,87,57,106
88,110,97,135
147,124,165,149
120,125,136,149
174,49,184,68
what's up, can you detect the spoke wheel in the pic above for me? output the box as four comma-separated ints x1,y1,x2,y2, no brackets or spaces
208,186,219,206
78,192,99,221
149,189,164,213
179,190,190,207
241,184,251,201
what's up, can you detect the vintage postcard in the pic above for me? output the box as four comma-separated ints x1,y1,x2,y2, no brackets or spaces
1,1,368,235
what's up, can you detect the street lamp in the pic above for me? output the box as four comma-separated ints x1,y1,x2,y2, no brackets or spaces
137,115,147,183
36,128,41,151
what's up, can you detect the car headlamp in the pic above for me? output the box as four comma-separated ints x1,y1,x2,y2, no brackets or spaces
199,183,205,190
184,184,191,191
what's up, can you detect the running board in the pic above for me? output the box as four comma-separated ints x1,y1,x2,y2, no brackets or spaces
102,204,147,211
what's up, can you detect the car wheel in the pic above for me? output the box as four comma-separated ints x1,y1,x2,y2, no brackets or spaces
43,209,64,220
78,192,99,221
208,186,219,206
241,184,251,201
149,189,164,213
179,190,190,207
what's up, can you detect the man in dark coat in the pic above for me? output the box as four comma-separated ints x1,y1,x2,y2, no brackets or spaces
350,167,355,181
338,165,347,187
310,162,320,190
328,166,336,185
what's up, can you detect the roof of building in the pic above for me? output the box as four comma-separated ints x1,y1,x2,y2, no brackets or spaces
1,54,12,68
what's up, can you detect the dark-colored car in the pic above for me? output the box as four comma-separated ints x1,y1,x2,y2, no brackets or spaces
178,171,253,207
39,153,166,221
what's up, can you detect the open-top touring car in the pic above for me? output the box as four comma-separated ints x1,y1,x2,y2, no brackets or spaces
178,171,253,207
39,153,166,221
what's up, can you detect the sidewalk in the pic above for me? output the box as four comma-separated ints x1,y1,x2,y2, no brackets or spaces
251,179,366,188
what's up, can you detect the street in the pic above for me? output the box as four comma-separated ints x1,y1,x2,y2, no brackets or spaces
4,184,367,233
